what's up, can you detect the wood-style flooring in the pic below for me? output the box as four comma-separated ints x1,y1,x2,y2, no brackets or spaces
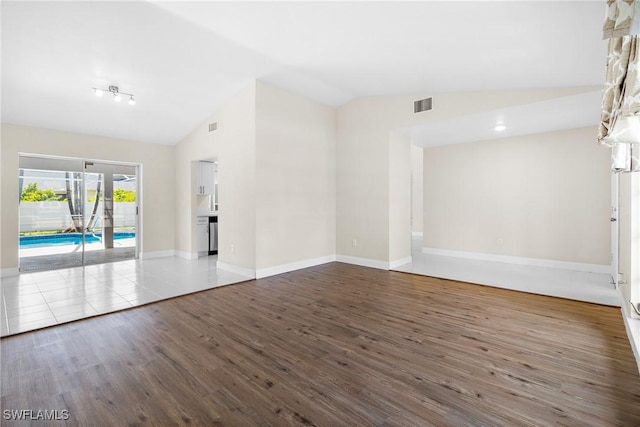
1,262,639,426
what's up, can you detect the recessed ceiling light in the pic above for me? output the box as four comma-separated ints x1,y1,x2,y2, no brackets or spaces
494,124,506,132
94,88,104,97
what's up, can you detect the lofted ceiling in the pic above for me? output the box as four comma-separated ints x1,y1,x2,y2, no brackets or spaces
1,1,607,146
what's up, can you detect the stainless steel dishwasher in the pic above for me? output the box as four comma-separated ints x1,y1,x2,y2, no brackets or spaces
208,216,218,255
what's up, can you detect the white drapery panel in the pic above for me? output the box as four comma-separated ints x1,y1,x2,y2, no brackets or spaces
599,1,640,172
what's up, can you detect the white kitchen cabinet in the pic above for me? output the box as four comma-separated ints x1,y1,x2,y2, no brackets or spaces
196,161,215,195
196,216,209,254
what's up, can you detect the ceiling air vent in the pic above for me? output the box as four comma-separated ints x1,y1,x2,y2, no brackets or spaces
208,122,218,132
414,97,432,113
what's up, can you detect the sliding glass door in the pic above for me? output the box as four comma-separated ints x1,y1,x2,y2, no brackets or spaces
83,161,138,266
18,156,139,272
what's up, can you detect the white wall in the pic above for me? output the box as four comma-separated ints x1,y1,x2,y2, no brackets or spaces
336,97,391,264
173,122,216,257
336,87,599,265
174,80,336,277
619,172,640,316
216,84,257,272
389,131,411,264
0,124,175,271
422,127,610,265
254,81,336,272
411,145,424,234
174,82,256,272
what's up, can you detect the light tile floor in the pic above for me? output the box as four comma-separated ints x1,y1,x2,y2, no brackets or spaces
394,237,620,307
1,256,251,337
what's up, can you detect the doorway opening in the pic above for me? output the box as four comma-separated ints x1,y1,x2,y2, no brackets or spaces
18,155,140,272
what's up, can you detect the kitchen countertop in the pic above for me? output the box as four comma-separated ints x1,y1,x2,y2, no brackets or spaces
196,211,218,217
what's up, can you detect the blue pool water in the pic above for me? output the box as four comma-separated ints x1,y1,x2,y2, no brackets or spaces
20,232,135,248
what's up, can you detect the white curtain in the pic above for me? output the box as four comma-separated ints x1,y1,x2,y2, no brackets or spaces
599,1,640,172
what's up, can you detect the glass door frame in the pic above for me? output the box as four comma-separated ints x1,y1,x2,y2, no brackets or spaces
83,160,140,260
18,154,141,270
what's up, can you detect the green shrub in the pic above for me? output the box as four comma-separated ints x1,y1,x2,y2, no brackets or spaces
114,188,136,202
20,183,63,202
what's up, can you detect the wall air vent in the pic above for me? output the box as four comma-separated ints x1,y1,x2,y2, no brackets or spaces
414,97,433,113
209,122,218,132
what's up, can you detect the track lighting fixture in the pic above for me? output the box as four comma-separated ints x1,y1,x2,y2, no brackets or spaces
93,85,135,105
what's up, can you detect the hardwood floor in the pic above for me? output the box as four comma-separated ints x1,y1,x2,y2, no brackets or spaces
2,262,639,426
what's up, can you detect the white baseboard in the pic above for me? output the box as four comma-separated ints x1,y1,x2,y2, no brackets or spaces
175,250,198,260
619,288,640,374
141,250,176,260
0,267,19,278
216,261,255,278
421,247,609,274
256,255,336,279
220,253,409,278
389,256,412,269
411,231,424,238
622,315,640,375
336,255,390,270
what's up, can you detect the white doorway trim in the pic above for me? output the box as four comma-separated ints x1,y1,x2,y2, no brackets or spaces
612,171,620,288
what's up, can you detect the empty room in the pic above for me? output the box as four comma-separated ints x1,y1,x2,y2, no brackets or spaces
2,1,640,426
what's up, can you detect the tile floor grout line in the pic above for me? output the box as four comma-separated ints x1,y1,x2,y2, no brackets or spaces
40,285,64,328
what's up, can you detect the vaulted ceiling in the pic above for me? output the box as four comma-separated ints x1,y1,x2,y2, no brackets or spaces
1,1,607,146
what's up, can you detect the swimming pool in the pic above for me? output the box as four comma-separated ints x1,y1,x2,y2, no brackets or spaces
20,232,135,248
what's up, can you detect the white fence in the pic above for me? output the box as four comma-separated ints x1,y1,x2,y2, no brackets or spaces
19,202,136,232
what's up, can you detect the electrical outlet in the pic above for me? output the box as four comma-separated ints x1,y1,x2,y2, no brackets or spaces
352,239,358,247
497,238,503,245
231,244,235,253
